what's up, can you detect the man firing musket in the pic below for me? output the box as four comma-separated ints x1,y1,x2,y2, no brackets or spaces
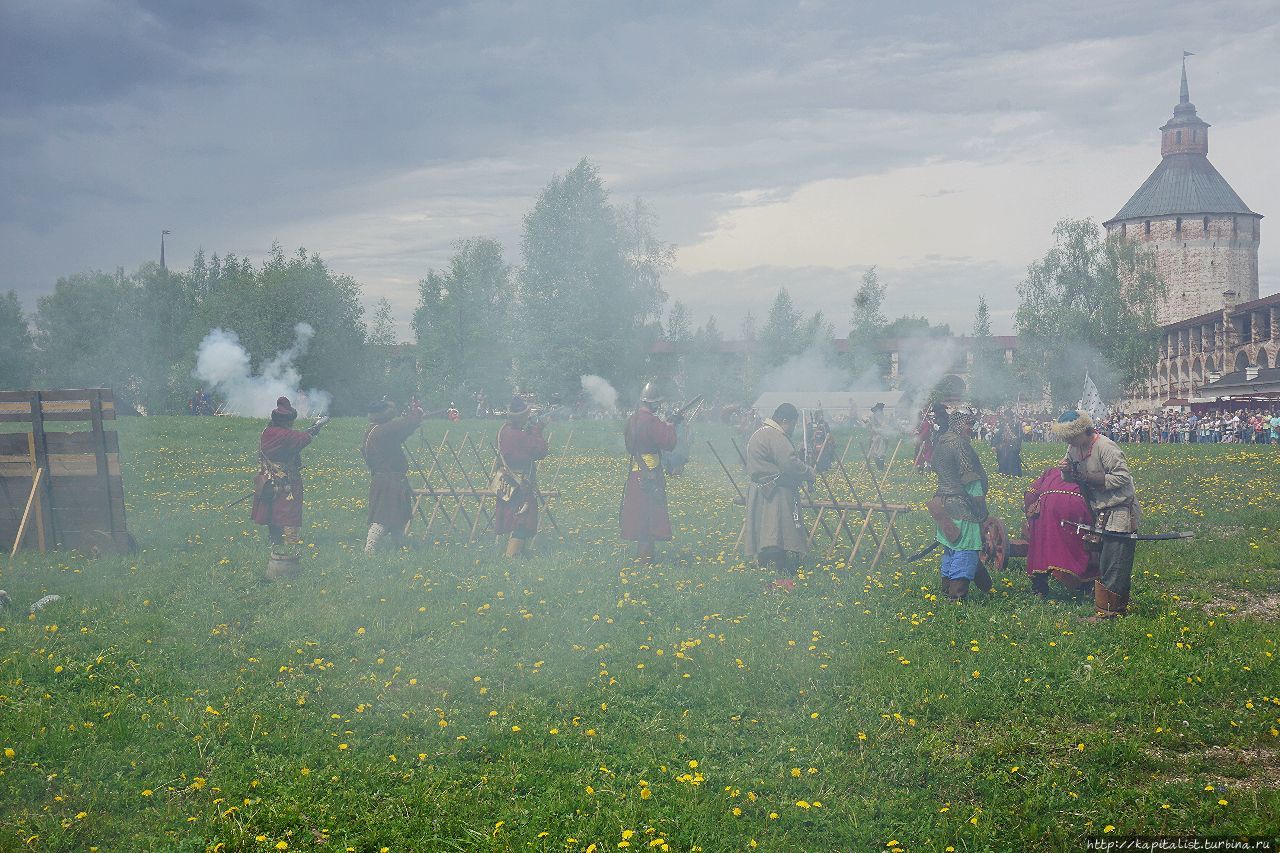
361,397,426,553
251,396,330,554
620,382,693,564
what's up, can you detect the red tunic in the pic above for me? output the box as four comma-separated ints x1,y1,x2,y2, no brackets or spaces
250,425,313,528
620,407,678,541
914,417,934,468
1023,467,1097,585
494,422,549,536
362,411,425,528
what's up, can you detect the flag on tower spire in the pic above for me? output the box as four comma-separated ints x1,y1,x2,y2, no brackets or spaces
1180,51,1194,104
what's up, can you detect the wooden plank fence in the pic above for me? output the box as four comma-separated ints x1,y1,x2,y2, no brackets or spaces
0,389,135,555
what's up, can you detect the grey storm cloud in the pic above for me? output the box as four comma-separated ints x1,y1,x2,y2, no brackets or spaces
2,0,1277,335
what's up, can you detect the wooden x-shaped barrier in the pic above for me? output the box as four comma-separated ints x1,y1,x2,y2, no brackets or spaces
405,428,571,545
709,434,914,573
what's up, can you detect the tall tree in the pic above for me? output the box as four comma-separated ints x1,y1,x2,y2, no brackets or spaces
665,300,693,344
515,160,670,399
846,266,889,383
414,237,512,403
759,287,803,368
968,295,1015,407
0,291,36,389
368,298,397,348
1016,219,1166,404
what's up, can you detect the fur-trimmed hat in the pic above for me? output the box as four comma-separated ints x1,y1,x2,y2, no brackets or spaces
1052,409,1093,440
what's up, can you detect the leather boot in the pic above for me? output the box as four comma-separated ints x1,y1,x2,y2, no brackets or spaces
947,578,970,601
504,537,523,558
1083,581,1126,621
974,563,994,594
1030,573,1050,599
364,523,387,554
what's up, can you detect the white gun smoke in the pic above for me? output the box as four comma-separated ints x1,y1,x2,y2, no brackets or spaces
580,374,619,415
193,323,332,417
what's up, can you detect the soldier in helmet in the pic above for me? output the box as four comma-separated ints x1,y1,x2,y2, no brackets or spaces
620,381,681,563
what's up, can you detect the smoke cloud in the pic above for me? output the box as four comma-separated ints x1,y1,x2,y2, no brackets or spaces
895,334,963,417
193,323,332,417
580,374,619,415
759,338,847,393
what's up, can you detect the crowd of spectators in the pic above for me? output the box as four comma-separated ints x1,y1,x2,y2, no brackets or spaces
991,405,1280,445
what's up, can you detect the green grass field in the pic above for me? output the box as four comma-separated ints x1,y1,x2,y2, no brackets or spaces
1,417,1277,852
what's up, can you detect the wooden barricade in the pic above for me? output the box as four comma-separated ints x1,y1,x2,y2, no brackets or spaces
0,389,135,555
711,435,914,572
405,430,568,545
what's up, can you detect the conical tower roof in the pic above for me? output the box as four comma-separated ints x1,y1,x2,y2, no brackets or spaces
1105,58,1257,226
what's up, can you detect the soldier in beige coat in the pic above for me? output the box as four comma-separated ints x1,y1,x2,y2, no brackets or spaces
1054,409,1140,620
742,403,816,592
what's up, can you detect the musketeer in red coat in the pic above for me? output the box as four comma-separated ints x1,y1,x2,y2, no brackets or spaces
621,382,681,564
251,396,329,551
495,396,549,558
362,397,426,553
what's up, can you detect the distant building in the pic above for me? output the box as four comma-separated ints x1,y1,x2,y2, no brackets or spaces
1107,60,1275,406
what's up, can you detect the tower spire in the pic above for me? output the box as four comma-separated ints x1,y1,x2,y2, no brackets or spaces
1179,55,1189,104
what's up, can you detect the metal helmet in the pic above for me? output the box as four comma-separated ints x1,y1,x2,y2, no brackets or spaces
640,381,664,405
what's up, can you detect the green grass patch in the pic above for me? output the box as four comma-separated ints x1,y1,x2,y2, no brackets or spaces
1,418,1277,851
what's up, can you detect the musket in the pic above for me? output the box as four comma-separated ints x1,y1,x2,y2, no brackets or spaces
670,394,706,422
221,491,255,510
1060,520,1194,541
905,541,941,563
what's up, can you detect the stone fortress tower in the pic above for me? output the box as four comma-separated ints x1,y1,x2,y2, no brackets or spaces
1104,57,1262,326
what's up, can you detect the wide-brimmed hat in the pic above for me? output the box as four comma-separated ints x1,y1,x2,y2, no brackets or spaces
1052,409,1094,440
507,396,530,418
273,396,297,419
871,402,885,411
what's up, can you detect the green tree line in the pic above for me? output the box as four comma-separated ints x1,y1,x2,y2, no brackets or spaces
1,155,1162,414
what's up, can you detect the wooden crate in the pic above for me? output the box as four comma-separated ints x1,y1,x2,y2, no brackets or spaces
0,389,135,554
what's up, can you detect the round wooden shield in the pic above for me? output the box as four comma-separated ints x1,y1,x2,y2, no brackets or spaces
980,516,1009,573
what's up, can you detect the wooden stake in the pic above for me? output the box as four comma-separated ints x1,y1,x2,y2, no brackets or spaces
10,467,43,560
26,431,45,552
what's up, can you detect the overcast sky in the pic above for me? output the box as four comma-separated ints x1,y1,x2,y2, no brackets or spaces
3,0,1278,339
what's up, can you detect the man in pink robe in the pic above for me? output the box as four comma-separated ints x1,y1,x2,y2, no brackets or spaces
1023,466,1097,597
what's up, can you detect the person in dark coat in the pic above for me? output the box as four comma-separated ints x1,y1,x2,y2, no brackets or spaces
361,398,425,552
495,397,549,557
620,382,680,563
995,414,1024,477
251,396,328,551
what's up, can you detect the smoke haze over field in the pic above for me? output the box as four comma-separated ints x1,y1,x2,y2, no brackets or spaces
194,323,332,418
